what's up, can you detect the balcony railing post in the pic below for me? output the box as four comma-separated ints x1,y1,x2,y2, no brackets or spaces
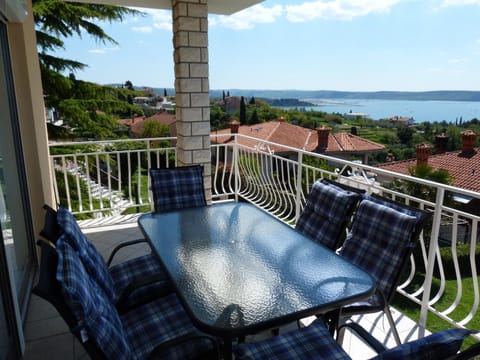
419,187,445,336
233,134,239,202
146,139,152,205
295,152,304,222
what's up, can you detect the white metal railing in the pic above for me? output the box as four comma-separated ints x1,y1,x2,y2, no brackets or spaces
49,134,480,336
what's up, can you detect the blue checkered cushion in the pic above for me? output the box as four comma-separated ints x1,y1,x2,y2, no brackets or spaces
234,319,350,360
57,206,117,303
150,165,206,213
339,200,417,303
56,236,133,359
122,292,214,359
296,180,360,250
372,328,474,360
110,254,171,307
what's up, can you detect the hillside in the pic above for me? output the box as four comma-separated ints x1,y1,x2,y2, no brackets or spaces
109,84,480,102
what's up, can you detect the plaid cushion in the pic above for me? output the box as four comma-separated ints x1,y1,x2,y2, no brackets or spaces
122,293,214,359
56,237,132,359
110,254,171,307
57,206,117,303
234,319,350,360
339,200,417,299
296,180,360,250
150,165,206,213
372,328,475,360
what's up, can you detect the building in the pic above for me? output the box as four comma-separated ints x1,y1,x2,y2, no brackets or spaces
119,111,177,140
390,116,414,126
212,119,385,164
377,130,479,193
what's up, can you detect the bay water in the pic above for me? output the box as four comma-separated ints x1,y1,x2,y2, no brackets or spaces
294,99,480,123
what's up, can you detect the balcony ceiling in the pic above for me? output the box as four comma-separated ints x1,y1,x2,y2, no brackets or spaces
67,0,264,15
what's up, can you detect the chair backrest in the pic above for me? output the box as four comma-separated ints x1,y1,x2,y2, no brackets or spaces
149,165,206,213
295,179,362,250
56,236,132,359
56,206,118,304
367,193,432,243
339,199,425,305
39,204,61,243
32,240,107,360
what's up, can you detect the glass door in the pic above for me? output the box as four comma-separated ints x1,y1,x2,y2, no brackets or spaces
0,16,35,358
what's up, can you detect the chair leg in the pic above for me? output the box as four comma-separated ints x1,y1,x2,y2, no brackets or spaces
336,318,347,346
385,306,402,345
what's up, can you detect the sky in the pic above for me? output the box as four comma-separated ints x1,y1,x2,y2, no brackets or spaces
57,0,480,92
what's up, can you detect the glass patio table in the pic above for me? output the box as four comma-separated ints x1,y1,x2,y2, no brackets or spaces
138,202,375,358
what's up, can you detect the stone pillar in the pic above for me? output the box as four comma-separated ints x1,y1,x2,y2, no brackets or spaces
172,0,211,202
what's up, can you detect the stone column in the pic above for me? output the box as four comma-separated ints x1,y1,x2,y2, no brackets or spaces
172,0,211,202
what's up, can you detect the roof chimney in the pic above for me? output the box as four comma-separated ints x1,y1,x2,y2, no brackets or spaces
230,119,240,134
278,116,285,123
416,143,432,166
316,126,331,152
229,119,240,140
461,130,477,154
435,132,449,154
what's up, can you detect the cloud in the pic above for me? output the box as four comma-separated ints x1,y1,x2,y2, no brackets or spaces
132,26,153,33
88,47,120,55
440,0,480,6
448,57,468,64
210,4,283,30
285,0,403,22
133,8,172,31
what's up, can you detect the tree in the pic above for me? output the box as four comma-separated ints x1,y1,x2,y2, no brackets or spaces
141,120,170,138
239,96,246,125
124,80,134,91
33,0,140,105
397,126,416,146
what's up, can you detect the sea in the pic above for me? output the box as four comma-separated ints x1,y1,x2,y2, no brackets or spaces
291,99,480,123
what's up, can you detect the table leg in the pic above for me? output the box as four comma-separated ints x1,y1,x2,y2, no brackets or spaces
223,336,233,360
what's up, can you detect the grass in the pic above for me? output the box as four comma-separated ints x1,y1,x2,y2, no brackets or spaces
392,274,480,349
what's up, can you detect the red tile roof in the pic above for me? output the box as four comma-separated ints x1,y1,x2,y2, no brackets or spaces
211,120,385,154
377,148,480,193
118,112,176,138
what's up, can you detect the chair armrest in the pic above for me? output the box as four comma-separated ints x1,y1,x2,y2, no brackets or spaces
116,275,174,314
338,322,387,355
148,332,221,360
106,238,151,266
449,342,480,360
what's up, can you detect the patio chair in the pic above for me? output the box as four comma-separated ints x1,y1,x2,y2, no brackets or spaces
33,238,220,360
149,165,206,213
42,204,171,311
336,196,431,345
233,317,478,360
295,179,363,251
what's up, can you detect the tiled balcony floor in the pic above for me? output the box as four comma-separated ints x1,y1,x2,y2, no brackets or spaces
23,223,426,359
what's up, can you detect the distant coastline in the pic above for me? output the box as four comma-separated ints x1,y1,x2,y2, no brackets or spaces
208,89,480,102
118,84,480,102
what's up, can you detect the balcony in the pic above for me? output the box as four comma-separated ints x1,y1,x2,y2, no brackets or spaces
25,134,480,358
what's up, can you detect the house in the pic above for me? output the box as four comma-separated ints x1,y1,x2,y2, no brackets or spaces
119,111,177,141
390,116,414,126
377,130,480,221
377,130,480,193
212,118,385,164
